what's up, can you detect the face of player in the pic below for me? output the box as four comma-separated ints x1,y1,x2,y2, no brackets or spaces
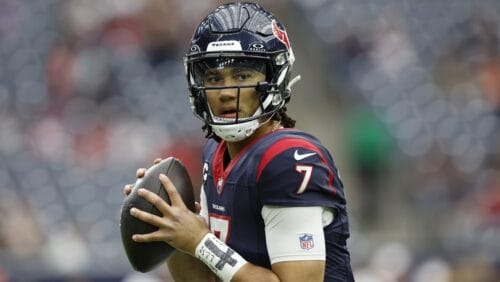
202,67,266,120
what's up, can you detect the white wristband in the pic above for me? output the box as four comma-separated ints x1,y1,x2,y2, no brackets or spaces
195,233,247,282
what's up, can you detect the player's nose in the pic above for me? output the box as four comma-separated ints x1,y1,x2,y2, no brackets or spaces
218,84,239,102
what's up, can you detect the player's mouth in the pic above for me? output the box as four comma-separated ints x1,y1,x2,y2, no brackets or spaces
219,109,241,119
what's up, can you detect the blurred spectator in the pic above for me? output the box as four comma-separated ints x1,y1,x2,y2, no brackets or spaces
0,193,43,258
343,106,394,227
478,57,500,113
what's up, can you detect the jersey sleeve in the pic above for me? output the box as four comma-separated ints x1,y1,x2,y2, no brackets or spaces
255,138,344,209
262,205,326,264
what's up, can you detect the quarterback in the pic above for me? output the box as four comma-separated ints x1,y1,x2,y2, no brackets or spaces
126,2,354,281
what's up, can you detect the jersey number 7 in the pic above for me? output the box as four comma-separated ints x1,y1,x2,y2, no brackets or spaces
295,165,313,194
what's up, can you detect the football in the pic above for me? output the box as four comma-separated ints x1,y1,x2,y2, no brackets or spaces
120,157,195,272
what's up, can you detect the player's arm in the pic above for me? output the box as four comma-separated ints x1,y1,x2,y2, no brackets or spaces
264,205,330,282
167,251,217,282
182,186,279,281
198,205,329,282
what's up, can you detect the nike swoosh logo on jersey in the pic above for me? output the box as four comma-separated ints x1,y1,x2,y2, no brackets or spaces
294,150,316,161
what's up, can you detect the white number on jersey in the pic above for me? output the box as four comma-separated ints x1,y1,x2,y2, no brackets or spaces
295,165,313,194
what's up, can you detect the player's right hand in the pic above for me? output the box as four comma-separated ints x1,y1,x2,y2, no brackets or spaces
123,158,162,196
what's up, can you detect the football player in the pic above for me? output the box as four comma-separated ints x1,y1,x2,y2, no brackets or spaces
125,2,354,281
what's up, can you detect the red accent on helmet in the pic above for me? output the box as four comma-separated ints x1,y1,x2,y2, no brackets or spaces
272,20,291,51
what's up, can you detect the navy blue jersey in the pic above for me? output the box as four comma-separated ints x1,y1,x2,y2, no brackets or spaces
201,129,353,281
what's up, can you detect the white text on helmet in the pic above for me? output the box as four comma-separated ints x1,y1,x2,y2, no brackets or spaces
207,41,243,52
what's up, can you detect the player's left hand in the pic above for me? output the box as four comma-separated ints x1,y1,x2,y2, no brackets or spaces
129,174,209,255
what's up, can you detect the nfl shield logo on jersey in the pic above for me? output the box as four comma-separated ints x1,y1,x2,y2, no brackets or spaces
299,234,314,250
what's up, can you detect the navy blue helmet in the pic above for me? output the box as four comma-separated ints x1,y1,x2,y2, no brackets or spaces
184,2,298,141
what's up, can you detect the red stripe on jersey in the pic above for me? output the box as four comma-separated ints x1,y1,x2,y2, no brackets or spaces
212,129,280,195
256,138,337,196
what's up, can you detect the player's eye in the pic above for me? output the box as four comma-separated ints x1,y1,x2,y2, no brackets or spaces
204,74,222,85
234,72,253,82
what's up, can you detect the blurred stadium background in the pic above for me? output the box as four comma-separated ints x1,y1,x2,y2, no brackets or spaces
0,0,499,281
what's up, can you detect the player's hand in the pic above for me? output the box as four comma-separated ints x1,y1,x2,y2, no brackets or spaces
123,158,162,196
129,174,209,255
194,202,202,214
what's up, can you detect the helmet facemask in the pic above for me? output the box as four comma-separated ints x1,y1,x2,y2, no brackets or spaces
187,56,285,141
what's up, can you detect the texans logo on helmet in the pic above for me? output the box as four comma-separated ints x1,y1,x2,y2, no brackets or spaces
271,20,291,52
